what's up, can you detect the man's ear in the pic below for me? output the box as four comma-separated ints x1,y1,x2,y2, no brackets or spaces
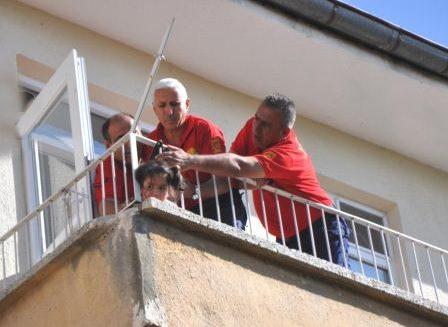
185,98,191,112
282,127,291,138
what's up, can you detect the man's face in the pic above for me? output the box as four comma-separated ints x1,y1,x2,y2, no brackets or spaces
106,116,133,164
153,88,189,132
252,105,287,150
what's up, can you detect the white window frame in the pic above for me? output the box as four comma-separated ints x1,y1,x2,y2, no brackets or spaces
16,50,94,262
331,195,391,282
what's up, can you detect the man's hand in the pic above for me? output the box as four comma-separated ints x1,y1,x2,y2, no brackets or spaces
156,145,194,170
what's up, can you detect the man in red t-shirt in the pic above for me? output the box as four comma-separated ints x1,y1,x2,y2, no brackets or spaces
93,113,149,215
157,94,350,267
148,78,246,228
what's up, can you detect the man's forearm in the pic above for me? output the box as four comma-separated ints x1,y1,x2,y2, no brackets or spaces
189,153,264,178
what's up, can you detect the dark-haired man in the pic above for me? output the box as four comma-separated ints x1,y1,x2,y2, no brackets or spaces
157,94,350,266
93,113,149,215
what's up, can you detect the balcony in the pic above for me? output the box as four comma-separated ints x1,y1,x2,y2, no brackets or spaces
0,132,447,325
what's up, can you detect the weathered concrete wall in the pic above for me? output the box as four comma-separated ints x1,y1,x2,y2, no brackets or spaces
1,206,445,326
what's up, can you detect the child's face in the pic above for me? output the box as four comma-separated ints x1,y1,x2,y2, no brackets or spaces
141,173,172,202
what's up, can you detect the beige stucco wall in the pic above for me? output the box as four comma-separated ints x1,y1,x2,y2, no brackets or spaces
1,0,448,295
1,210,445,326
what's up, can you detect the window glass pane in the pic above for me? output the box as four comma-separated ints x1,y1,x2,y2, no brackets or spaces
91,113,106,156
30,89,76,247
340,202,385,254
349,256,390,283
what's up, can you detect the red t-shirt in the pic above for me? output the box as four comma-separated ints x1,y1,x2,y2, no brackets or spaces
230,117,333,238
93,139,151,209
147,114,226,208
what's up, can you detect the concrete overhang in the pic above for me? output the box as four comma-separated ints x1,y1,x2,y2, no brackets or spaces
18,0,448,172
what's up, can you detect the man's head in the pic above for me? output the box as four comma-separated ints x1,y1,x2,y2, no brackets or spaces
102,113,135,163
152,78,190,132
253,94,296,150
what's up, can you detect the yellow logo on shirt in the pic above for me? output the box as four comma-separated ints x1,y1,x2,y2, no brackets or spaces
263,151,276,159
187,147,197,155
210,137,224,154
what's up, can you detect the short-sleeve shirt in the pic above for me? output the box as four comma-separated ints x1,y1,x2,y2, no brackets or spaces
147,114,226,208
93,137,151,209
230,117,333,238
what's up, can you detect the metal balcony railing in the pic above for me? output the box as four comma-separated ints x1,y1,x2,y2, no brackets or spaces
1,132,447,308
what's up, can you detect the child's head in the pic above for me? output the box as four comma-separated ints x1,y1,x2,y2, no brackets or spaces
135,161,184,202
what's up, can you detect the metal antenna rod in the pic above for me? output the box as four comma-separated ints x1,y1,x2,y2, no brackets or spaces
131,17,175,132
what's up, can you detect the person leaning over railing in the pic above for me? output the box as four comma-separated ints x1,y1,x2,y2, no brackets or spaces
93,113,149,215
157,94,350,267
147,78,247,229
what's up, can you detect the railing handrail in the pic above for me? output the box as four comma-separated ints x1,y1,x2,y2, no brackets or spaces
238,177,448,256
3,132,448,260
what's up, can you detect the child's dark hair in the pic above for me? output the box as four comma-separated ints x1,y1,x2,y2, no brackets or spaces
135,161,185,191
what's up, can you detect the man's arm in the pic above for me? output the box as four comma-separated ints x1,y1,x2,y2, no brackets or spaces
157,145,266,179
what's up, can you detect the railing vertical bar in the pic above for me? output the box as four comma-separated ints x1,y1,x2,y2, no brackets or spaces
110,152,118,215
74,183,81,229
380,230,394,286
367,226,379,280
397,236,410,292
411,241,424,297
275,192,285,246
14,233,19,277
121,144,129,206
426,247,439,303
259,189,269,240
350,219,363,275
212,175,221,223
26,220,32,269
441,254,448,291
305,203,317,257
227,177,237,228
336,213,348,269
100,160,106,217
63,193,70,240
243,181,252,235
320,209,331,262
195,170,203,217
50,201,56,250
2,241,6,281
291,198,302,252
180,191,185,209
129,133,141,203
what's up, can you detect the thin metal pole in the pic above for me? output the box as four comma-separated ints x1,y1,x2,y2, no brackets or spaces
243,181,252,235
320,209,331,262
131,18,176,132
50,201,56,251
426,247,439,303
180,191,185,209
227,177,237,228
380,230,394,286
110,152,118,215
26,220,32,269
100,160,106,216
367,226,379,280
212,175,221,223
305,203,317,257
122,144,129,206
411,241,424,297
350,219,363,275
259,189,269,240
195,170,203,217
275,192,285,246
397,236,409,292
291,199,302,252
